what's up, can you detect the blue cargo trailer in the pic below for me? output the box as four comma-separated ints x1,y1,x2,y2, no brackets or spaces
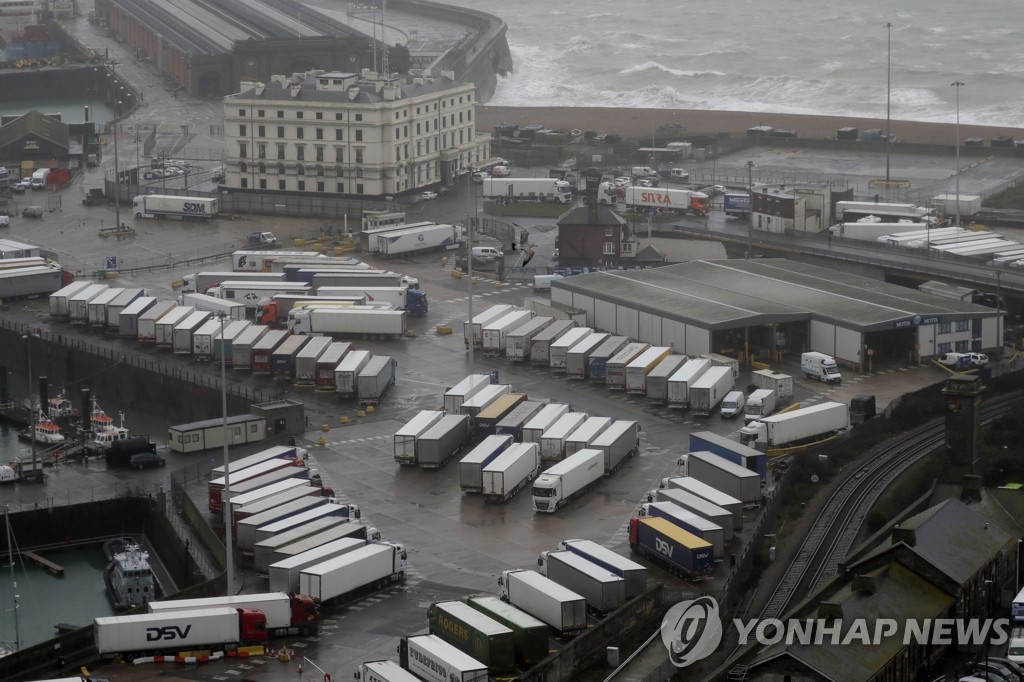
689,431,766,480
628,516,714,579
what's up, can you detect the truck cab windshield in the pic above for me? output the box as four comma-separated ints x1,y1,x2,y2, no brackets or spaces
532,486,555,497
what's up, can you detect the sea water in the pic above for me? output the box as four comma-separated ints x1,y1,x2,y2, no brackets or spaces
439,0,1024,128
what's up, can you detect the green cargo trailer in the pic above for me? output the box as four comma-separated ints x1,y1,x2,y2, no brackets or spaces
462,594,550,668
427,600,516,674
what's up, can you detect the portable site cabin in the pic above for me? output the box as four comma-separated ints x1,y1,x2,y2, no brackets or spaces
168,414,266,453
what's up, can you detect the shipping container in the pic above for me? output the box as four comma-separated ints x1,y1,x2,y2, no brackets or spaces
505,316,555,361
529,319,577,365
335,349,372,397
605,342,651,390
294,336,334,385
522,403,570,443
587,335,630,383
481,442,540,503
473,393,527,440
427,601,516,673
549,327,594,372
394,410,446,466
565,332,610,380
250,329,290,372
751,369,793,402
667,358,711,409
644,355,688,404
459,434,514,493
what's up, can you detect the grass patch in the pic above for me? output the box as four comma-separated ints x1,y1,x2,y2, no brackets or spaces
981,183,1024,210
864,448,944,533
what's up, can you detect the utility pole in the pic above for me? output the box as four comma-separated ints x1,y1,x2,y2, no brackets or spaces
885,22,893,191
951,81,964,227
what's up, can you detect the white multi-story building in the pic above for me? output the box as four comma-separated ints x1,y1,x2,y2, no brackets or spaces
222,69,491,197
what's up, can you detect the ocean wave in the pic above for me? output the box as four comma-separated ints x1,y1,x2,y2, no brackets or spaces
619,62,724,78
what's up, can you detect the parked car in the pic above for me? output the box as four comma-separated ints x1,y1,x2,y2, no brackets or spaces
966,352,989,368
614,177,633,187
142,169,164,180
421,190,438,201
21,206,43,218
0,215,8,228
937,352,971,369
11,179,30,193
129,451,165,469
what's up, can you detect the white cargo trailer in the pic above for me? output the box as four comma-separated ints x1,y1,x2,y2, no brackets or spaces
357,355,397,405
459,434,514,493
739,401,849,450
104,288,146,328
251,516,352,571
640,501,726,558
463,304,515,347
481,442,540,503
688,366,735,416
269,536,366,593
117,296,157,337
701,352,740,379
399,635,488,682
191,318,223,360
563,416,612,457
210,281,311,310
538,550,626,615
299,542,407,603
505,316,555,361
444,374,492,414
68,283,110,325
752,369,793,401
532,447,603,512
605,342,651,390
662,477,743,530
548,327,594,372
234,494,324,548
459,384,511,420
565,332,610,380
271,522,376,565
172,309,214,354
49,280,93,318
355,660,423,682
644,355,688,404
529,319,577,365
625,346,673,394
394,410,446,465
521,403,570,443
417,414,471,469
181,270,288,295
94,607,256,657
335,350,372,397
482,310,534,355
539,412,589,462
86,287,124,327
590,420,640,474
653,486,734,541
181,292,247,320
154,306,195,347
586,335,631,384
293,336,333,385
684,451,761,506
231,324,270,368
498,569,587,636
557,539,648,599
289,308,407,338
376,223,464,256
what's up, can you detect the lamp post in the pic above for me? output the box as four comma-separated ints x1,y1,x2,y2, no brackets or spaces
465,171,474,368
952,81,964,227
218,313,234,595
984,578,992,672
885,22,892,190
746,161,754,259
113,97,122,229
1016,538,1022,595
22,331,37,481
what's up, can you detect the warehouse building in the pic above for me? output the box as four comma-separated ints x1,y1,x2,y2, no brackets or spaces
550,258,1001,370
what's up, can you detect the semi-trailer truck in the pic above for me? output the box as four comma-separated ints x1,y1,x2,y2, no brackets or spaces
376,223,465,256
589,420,640,474
459,434,514,493
548,327,594,372
93,607,266,659
146,592,319,637
644,355,688,404
463,304,516,347
624,346,673,394
289,307,408,338
443,374,493,414
354,660,423,682
357,355,397,405
661,476,743,530
683,451,762,506
498,569,587,637
132,194,218,220
639,501,726,558
269,536,368,593
394,410,446,465
688,366,735,416
257,295,370,326
689,431,767,480
494,401,544,440
505,316,555,361
482,177,572,203
472,393,526,439
397,634,488,682
622,186,709,216
334,349,372,397
739,401,849,450
462,594,550,668
605,342,651,391
427,600,516,673
249,329,289,372
564,332,610,380
180,292,247,320
538,550,626,615
539,412,589,462
651,486,734,542
587,335,630,383
208,457,306,511
181,270,288,295
299,542,407,604
481,442,541,503
532,447,604,513
521,403,570,443
482,310,535,356
628,516,714,579
667,358,711,409
557,539,648,599
207,281,311,310
313,341,352,390
744,389,778,423
563,416,612,457
417,414,471,469
528,319,576,365
296,286,427,316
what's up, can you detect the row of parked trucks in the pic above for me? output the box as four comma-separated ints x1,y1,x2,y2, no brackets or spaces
0,256,73,301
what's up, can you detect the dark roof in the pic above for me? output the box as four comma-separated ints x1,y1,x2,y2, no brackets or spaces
231,71,469,105
0,111,69,148
557,204,626,227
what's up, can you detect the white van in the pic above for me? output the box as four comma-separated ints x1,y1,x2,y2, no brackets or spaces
631,166,658,178
720,390,746,419
669,168,690,180
472,246,504,262
30,168,50,190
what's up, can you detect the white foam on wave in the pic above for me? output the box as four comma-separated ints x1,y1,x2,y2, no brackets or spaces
619,62,724,78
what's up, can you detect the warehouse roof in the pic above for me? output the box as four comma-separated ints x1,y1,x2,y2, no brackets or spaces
553,258,995,332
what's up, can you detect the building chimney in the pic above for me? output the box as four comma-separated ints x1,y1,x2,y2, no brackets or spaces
892,526,917,547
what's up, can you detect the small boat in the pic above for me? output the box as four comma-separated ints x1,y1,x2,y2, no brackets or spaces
46,393,77,420
85,401,131,455
103,538,158,611
18,417,66,445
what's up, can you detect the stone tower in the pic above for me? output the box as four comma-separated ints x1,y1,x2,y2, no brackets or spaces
941,373,984,481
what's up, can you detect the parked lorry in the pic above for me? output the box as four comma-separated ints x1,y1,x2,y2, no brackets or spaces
644,355,687,404
462,594,550,668
181,292,246,320
498,569,587,636
226,324,267,368
483,310,535,356
418,414,471,469
723,192,752,218
295,286,427,316
133,300,177,342
752,368,793,402
270,536,367,593
625,346,673,394
494,400,544,440
538,550,626,615
652,487,734,541
744,389,777,423
548,327,594,372
800,351,842,384
68,283,109,325
357,355,397,405
208,281,312,310
565,332,610,380
132,194,218,220
563,416,612,457
459,384,512,422
181,271,287,295
690,430,767,479
473,394,527,440
683,451,761,506
481,442,541,503
94,607,266,658
628,516,714,579
233,493,324,542
289,307,408,338
459,434,514,493
49,280,93,318
153,306,195,347
310,270,418,291
354,660,425,682
249,329,289,372
117,296,156,336
427,600,516,674
557,539,647,599
191,318,225,360
522,403,570,443
605,342,651,390
300,541,407,604
590,420,641,474
232,249,322,272
269,334,310,377
701,352,740,380
397,634,488,682
104,288,145,329
739,401,850,450
172,310,213,354
212,319,252,363
529,319,576,365
85,287,124,328
443,374,492,414
688,366,735,416
147,592,319,637
377,223,464,256
532,447,604,512
251,516,352,572
587,335,630,383
661,476,743,530
639,501,725,558
506,316,555,361
482,177,572,204
334,349,372,397
464,304,515,347
257,294,370,326
539,412,589,462
623,186,709,216
208,457,306,512
313,341,352,390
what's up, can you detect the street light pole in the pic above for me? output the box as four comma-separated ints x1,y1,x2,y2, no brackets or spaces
23,332,37,480
113,97,122,230
885,22,892,190
466,171,474,368
746,161,754,259
952,81,964,227
218,313,234,595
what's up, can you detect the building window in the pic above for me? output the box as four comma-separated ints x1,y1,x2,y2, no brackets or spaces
315,112,323,120
335,166,344,177
296,164,305,176
277,110,284,118
259,179,266,189
356,183,364,194
257,109,265,117
315,146,324,162
335,129,343,141
296,146,305,161
416,122,421,135
257,143,266,159
257,125,265,137
240,177,248,188
335,113,343,121
317,181,324,192
239,124,247,137
238,142,247,158
355,148,364,164
955,340,969,352
258,162,266,174
277,144,285,160
355,168,363,179
297,128,304,139
277,163,285,174
238,108,246,116
937,342,951,354
355,130,363,142
938,322,952,334
355,114,362,121
239,162,247,173
279,180,286,190
336,183,344,193
605,226,614,237
277,126,285,138
316,165,324,177
316,128,324,140
955,320,970,332
296,111,303,119
467,110,472,121
298,180,305,191
603,242,616,255
335,147,344,163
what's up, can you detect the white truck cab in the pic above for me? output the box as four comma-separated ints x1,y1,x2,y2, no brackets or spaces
800,351,842,384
